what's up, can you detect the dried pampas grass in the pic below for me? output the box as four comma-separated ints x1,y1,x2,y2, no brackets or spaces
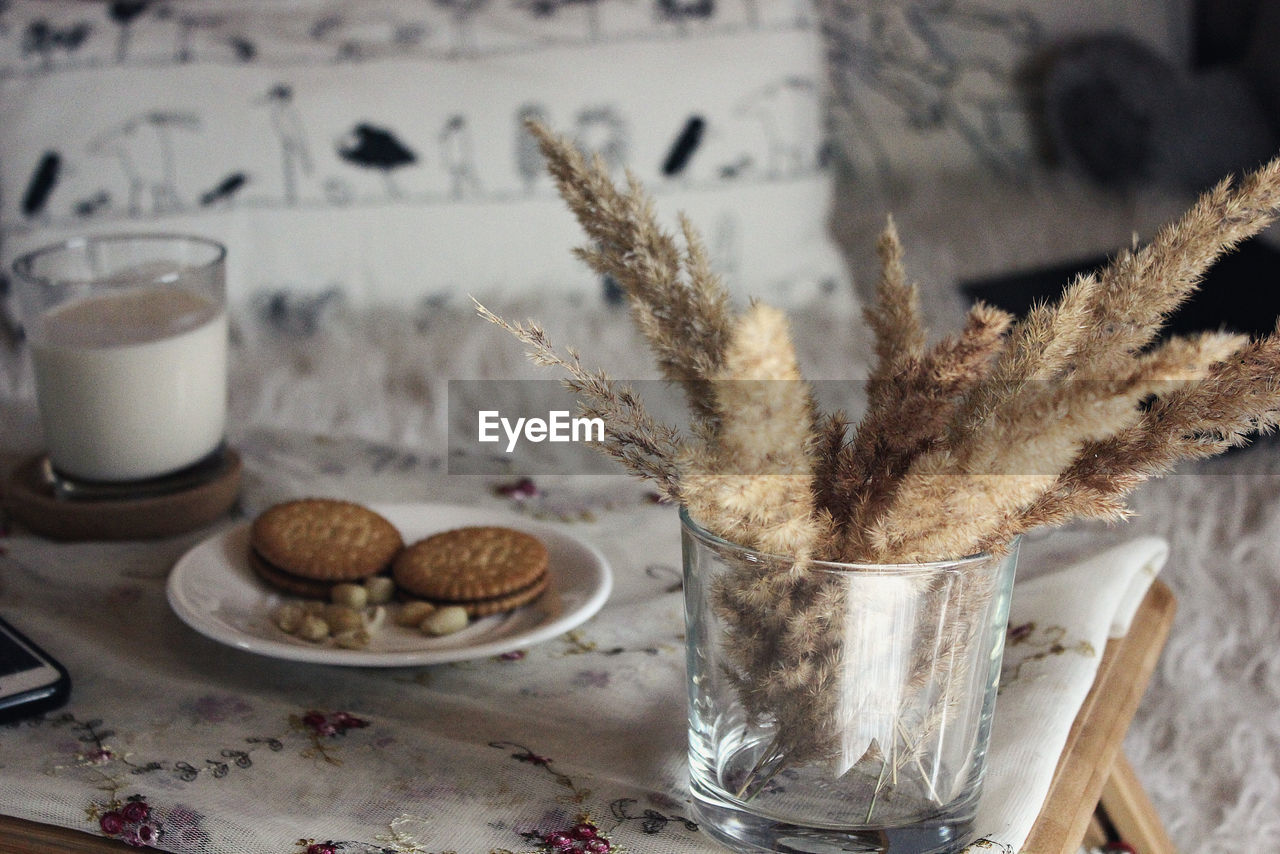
482,123,1280,564
477,120,1280,788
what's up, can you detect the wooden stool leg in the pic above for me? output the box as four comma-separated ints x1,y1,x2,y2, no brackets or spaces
1097,753,1178,854
1083,814,1109,850
1023,582,1177,854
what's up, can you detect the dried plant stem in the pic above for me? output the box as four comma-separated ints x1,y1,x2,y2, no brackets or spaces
997,329,1280,543
1080,160,1280,379
868,375,1169,563
828,219,1011,558
686,305,847,787
527,120,733,426
474,300,686,500
863,217,926,400
838,300,1011,561
951,161,1280,457
682,303,826,558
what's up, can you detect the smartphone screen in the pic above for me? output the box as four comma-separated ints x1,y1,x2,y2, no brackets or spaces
0,616,70,719
0,630,43,674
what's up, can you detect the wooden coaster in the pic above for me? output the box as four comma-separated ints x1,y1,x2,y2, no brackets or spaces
3,449,242,541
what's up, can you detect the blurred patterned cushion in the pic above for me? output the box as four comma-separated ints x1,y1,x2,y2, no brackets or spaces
819,0,1193,185
0,0,849,312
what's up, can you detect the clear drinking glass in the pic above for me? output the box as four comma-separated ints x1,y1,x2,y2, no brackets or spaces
12,234,228,499
681,508,1019,854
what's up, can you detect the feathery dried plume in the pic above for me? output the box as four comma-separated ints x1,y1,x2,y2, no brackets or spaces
944,271,1100,451
526,119,733,426
953,160,1280,456
867,329,1249,562
861,159,1280,561
1080,159,1280,379
1004,327,1280,540
473,299,685,501
682,302,826,561
811,410,851,553
864,216,926,398
837,299,1012,560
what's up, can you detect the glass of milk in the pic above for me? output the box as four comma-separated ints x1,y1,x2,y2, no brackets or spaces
12,234,228,499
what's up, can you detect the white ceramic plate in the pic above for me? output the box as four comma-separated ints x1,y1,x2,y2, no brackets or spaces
166,503,613,666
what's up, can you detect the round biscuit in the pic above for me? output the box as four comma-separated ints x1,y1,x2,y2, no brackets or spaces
250,498,403,581
392,526,547,602
407,570,550,618
458,570,550,617
248,549,337,599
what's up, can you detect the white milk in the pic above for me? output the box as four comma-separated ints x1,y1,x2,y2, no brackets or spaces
31,286,227,482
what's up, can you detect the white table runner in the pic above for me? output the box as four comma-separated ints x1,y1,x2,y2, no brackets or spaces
0,429,1165,854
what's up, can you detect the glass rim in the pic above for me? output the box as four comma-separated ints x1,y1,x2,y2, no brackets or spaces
11,232,227,288
678,505,1015,573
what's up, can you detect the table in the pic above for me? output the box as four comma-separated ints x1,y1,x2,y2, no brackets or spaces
0,431,1178,854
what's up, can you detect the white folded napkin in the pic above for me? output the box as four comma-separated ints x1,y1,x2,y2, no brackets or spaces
964,537,1171,852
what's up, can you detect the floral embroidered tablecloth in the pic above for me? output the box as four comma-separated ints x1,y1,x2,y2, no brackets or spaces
0,428,1165,854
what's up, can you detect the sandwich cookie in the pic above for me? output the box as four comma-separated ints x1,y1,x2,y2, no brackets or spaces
392,526,549,618
249,498,403,597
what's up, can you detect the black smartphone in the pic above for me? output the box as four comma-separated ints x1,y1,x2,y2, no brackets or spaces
0,615,71,723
